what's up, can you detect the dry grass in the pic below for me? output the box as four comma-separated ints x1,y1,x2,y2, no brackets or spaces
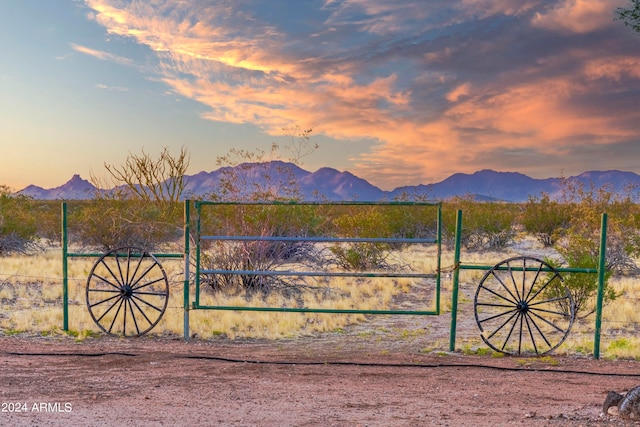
2,239,640,359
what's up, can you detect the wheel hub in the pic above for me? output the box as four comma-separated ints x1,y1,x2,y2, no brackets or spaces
120,285,133,299
516,300,528,313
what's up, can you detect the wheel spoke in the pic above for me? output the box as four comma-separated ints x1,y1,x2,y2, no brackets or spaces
498,311,521,351
524,272,561,305
528,304,570,317
506,261,522,301
107,299,125,334
520,259,527,304
485,310,519,340
128,252,147,288
127,299,142,336
130,297,155,326
115,254,127,288
528,308,568,333
94,295,123,322
523,313,540,354
90,272,121,291
89,293,121,309
133,290,169,297
529,295,571,308
478,284,518,306
99,258,124,287
518,310,525,354
133,277,166,292
490,270,520,305
88,288,121,294
523,261,544,302
130,262,161,290
524,311,553,350
479,307,518,325
132,294,165,312
122,296,129,336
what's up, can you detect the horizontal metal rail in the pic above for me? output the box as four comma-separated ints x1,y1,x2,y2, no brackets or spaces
201,268,437,279
191,305,438,315
196,200,441,206
201,235,436,244
458,264,598,274
66,252,183,259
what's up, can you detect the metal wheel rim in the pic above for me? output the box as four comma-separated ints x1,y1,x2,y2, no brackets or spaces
86,247,169,337
473,256,575,355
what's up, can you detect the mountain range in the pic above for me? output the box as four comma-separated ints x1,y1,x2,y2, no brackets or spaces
17,161,640,203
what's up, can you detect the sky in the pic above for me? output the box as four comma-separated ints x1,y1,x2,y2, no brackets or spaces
1,0,639,191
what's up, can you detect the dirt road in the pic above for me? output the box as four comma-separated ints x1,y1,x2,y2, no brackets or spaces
1,334,640,426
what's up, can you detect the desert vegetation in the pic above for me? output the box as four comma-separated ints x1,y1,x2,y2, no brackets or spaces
2,141,640,358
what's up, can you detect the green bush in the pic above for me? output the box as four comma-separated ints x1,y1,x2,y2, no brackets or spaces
521,193,569,247
0,186,39,254
69,195,183,251
442,197,517,251
544,247,615,319
198,204,329,297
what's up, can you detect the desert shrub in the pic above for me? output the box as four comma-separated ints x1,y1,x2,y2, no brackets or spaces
69,193,183,251
380,203,439,241
196,131,334,298
69,146,190,251
540,180,640,318
31,201,62,244
207,127,315,202
0,186,39,254
442,197,517,251
544,249,615,319
101,146,189,206
329,204,438,271
521,193,570,247
330,242,392,271
198,203,332,298
558,180,640,273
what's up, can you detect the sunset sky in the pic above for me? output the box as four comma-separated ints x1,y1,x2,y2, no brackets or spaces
1,0,639,191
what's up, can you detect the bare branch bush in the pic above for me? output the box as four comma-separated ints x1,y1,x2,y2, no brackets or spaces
76,147,190,251
198,130,338,299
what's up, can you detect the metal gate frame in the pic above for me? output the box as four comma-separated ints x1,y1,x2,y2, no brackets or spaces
448,209,609,358
60,201,189,334
186,201,443,338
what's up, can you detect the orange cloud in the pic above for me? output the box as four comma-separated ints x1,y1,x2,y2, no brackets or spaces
531,0,620,33
79,0,640,189
70,43,133,66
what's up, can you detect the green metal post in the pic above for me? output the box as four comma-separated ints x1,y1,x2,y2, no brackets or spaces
183,200,191,341
593,213,608,359
449,210,463,351
61,202,69,331
435,203,442,314
194,201,202,307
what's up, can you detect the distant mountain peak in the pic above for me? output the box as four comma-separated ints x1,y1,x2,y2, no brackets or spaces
16,164,640,202
19,174,97,200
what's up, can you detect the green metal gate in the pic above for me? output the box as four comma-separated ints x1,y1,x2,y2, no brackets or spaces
186,201,443,338
449,210,609,358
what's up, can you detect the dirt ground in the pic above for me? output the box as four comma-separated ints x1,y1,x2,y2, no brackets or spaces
2,332,640,427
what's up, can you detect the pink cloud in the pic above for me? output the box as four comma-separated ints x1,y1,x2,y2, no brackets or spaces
70,43,133,66
80,0,640,188
531,0,620,34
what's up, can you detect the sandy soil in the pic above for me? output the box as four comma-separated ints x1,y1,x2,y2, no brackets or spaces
2,333,640,427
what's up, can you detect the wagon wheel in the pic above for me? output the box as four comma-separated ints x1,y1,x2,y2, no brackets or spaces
474,256,575,355
86,247,169,337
